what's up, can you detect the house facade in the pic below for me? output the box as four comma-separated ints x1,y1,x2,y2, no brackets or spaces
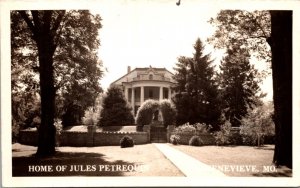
111,66,176,114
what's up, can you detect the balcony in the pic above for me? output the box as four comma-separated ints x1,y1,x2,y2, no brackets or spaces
132,75,171,82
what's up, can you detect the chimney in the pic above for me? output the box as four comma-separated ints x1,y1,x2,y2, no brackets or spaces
127,66,131,73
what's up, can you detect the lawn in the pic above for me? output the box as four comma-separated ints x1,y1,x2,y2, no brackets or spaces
171,144,292,177
12,143,184,176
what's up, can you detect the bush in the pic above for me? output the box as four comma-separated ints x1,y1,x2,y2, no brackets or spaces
189,135,203,146
170,135,180,145
135,99,160,125
173,122,212,135
120,136,134,148
214,120,231,146
173,123,196,134
160,99,177,127
194,123,212,134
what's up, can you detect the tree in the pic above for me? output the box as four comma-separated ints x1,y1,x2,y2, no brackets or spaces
98,86,134,126
218,45,262,127
269,11,292,169
11,10,103,156
208,10,292,168
172,38,221,130
240,102,275,146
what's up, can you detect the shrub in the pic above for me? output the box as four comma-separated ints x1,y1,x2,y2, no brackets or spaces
173,123,196,134
170,135,180,145
135,99,160,125
160,99,177,127
120,136,134,148
214,120,231,146
189,135,204,146
194,123,212,134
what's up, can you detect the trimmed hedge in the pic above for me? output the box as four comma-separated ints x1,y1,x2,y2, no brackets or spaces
120,136,134,148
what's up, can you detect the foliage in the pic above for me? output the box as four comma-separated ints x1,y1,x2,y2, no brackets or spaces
160,99,177,127
170,135,180,145
11,10,103,155
82,94,103,125
172,38,222,130
240,102,275,146
120,136,134,148
173,123,196,134
207,10,271,63
214,120,231,146
173,122,212,135
54,119,63,147
135,99,160,126
98,86,134,126
189,136,204,146
214,120,244,146
194,123,212,134
218,45,263,127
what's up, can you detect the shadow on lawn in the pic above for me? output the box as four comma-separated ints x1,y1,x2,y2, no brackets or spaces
12,151,136,176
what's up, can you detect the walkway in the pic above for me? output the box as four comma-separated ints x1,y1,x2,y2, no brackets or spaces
154,143,226,177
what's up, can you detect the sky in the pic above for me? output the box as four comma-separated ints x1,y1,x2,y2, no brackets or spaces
92,0,273,100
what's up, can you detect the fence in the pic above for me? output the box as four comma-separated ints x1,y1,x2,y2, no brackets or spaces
19,126,149,147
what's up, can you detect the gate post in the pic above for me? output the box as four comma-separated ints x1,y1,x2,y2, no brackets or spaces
87,125,96,146
167,125,175,143
143,124,151,143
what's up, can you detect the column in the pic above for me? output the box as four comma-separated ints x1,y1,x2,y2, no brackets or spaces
168,87,171,99
131,87,135,113
159,86,163,101
124,87,128,101
140,86,144,104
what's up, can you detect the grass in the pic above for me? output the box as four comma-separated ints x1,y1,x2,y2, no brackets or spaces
12,143,183,176
170,144,292,177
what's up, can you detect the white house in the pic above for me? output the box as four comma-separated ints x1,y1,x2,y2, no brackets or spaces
111,66,176,114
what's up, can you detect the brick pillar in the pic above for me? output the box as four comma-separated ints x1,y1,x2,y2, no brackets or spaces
143,124,151,143
87,125,96,146
167,125,175,143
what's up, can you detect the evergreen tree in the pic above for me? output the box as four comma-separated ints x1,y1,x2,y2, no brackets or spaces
98,86,134,126
219,45,261,127
173,38,221,130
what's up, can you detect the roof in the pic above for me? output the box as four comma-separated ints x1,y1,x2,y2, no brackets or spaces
110,66,174,86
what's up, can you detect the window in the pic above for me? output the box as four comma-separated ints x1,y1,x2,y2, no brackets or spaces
149,74,153,80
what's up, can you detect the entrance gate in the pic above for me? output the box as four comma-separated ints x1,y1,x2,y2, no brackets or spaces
150,126,167,143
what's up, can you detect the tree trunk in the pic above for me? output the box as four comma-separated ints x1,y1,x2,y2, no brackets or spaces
269,11,292,169
36,33,56,156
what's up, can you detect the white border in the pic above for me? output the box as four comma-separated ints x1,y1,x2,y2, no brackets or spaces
1,0,300,187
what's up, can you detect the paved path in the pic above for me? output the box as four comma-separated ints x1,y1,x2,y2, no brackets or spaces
154,143,226,177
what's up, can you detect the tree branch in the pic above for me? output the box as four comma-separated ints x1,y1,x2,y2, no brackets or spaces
249,11,269,39
52,11,66,52
18,11,37,37
31,11,41,31
51,10,66,33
